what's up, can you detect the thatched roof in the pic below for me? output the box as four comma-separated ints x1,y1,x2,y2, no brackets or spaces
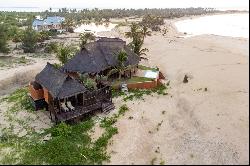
35,63,86,99
62,37,140,74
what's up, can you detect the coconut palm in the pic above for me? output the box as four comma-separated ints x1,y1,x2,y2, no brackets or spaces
141,24,151,42
56,44,77,65
107,50,129,80
79,32,95,49
125,23,149,59
125,23,141,39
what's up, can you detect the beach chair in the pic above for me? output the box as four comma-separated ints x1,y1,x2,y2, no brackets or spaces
61,102,69,112
66,101,75,111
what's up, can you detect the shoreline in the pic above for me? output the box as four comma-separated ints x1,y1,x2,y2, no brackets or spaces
169,12,249,40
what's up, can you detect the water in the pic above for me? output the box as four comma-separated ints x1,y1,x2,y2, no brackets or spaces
175,13,249,38
0,7,86,12
74,23,117,34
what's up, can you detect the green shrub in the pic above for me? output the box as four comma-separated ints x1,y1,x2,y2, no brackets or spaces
100,117,117,128
50,123,72,137
4,87,34,112
44,42,58,53
84,78,97,90
0,24,10,53
118,104,129,116
21,26,38,53
18,56,28,64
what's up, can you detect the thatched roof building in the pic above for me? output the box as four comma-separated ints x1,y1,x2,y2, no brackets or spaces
62,37,140,74
35,63,86,99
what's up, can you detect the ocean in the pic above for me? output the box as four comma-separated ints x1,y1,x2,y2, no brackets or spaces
175,13,249,39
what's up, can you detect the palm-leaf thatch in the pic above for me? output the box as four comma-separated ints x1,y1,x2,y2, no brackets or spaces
62,37,140,74
35,63,86,99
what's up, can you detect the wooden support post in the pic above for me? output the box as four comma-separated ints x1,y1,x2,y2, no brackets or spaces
49,108,52,121
75,95,78,105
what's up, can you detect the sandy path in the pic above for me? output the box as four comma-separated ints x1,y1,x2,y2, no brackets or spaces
0,58,58,95
105,21,249,164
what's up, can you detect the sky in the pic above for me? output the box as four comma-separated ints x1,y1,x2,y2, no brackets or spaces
0,0,249,10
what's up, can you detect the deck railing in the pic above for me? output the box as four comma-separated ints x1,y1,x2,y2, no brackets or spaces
52,85,112,122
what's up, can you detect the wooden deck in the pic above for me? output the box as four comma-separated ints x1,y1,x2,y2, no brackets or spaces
56,101,114,122
56,102,102,122
49,85,114,123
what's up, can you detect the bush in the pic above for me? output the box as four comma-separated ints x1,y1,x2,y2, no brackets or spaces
37,30,50,42
22,26,38,53
84,78,97,90
118,104,129,116
141,14,164,31
51,123,72,137
44,42,58,53
68,27,74,33
0,24,10,53
56,44,77,64
4,87,34,112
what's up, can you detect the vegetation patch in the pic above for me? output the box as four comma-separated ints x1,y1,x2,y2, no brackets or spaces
122,84,168,101
112,76,154,87
112,84,168,101
2,87,34,113
0,88,129,165
0,56,32,69
138,65,159,72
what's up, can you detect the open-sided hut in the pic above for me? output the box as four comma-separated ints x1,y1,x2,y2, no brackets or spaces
62,37,140,78
29,63,114,123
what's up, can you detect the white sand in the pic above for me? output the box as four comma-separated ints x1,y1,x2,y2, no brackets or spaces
0,57,58,95
103,18,249,165
0,14,248,165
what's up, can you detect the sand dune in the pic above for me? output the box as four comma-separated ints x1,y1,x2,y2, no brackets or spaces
103,19,249,164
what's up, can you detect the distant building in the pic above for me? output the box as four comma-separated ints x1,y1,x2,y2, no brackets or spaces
32,16,65,31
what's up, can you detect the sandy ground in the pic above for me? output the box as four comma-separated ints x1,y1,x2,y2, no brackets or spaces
0,15,249,164
0,57,58,96
101,20,249,164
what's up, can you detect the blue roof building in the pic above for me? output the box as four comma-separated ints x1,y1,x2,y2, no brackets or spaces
32,16,65,31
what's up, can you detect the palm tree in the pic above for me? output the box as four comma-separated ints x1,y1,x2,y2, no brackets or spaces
125,23,141,39
56,44,76,65
141,24,151,42
107,50,129,80
125,23,149,59
79,32,95,49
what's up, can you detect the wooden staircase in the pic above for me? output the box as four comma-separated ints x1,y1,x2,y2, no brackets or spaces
102,102,115,114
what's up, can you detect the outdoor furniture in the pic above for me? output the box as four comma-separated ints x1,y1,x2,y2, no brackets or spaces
67,101,75,111
120,83,128,93
61,102,69,112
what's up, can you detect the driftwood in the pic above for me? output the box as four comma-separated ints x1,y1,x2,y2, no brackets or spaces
183,75,189,83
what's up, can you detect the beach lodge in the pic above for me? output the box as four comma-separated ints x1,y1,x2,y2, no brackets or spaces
29,38,140,123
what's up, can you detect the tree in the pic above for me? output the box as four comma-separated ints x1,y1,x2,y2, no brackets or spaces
37,30,50,42
62,18,74,33
0,24,10,53
21,26,37,53
12,29,24,43
107,50,129,79
125,23,149,59
79,32,95,49
56,44,77,65
141,24,151,42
